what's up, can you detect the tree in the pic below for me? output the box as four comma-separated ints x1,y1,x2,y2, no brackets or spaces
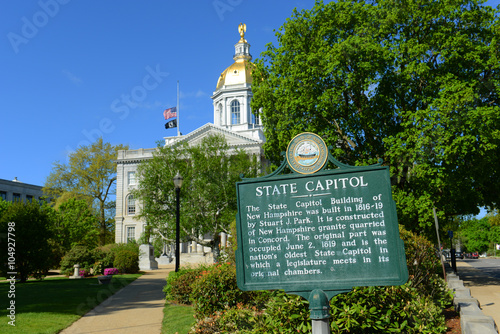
0,201,54,282
486,209,500,227
132,134,260,260
54,198,99,251
459,217,492,253
251,0,500,234
44,138,128,245
0,198,10,217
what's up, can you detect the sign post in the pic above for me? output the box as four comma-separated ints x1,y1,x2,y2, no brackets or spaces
235,133,408,333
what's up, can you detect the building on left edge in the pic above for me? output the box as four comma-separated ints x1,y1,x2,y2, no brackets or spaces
0,177,49,203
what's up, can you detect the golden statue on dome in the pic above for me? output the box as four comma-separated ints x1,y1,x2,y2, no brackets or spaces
238,23,247,43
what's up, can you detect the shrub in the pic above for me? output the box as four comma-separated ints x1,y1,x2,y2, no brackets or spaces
399,225,453,308
190,263,254,319
256,291,311,333
59,245,96,276
96,244,117,267
399,225,441,287
92,243,118,275
329,284,447,333
164,267,206,305
190,304,263,334
114,249,139,273
106,243,139,273
188,227,451,333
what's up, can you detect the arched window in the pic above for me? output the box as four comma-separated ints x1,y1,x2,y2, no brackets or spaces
231,100,240,124
127,195,136,215
251,111,259,125
218,103,223,125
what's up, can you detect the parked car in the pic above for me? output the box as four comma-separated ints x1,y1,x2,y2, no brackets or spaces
471,252,479,259
442,250,451,260
455,251,464,259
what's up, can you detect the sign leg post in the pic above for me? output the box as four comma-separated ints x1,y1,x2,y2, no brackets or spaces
312,319,331,334
309,289,331,334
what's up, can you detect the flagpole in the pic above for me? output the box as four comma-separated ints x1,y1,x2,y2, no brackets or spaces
177,81,180,137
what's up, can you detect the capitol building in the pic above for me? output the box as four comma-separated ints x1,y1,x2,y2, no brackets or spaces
114,24,265,260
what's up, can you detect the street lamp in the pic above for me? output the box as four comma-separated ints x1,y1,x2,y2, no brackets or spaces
173,172,183,272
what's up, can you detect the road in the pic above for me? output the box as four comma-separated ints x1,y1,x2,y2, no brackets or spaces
456,258,500,330
460,258,500,280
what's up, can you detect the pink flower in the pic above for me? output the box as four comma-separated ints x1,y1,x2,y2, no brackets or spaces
104,268,119,275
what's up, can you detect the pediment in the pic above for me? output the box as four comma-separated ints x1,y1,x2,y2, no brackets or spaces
167,123,263,148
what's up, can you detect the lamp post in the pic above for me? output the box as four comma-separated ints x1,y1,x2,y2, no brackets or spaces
173,172,183,272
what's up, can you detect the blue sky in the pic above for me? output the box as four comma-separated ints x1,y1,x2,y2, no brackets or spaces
1,0,322,187
1,0,499,201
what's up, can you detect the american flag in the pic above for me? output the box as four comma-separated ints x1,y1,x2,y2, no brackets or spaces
163,107,177,120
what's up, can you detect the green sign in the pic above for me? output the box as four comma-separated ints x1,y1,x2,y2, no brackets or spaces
235,135,408,294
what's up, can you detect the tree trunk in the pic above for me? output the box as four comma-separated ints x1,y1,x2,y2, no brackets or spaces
212,233,221,263
99,199,106,246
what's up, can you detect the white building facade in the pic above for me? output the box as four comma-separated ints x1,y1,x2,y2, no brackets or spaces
115,25,265,257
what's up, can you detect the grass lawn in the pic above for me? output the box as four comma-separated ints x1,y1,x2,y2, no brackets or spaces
0,274,141,334
162,302,196,334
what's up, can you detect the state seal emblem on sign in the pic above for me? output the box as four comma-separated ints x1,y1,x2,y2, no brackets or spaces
286,132,328,174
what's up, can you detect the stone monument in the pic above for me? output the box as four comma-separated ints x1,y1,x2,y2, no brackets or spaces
139,244,158,270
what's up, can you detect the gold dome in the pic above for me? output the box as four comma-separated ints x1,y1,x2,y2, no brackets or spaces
216,59,254,90
215,23,254,91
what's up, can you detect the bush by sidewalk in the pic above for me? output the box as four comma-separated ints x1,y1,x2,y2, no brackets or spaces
164,226,453,333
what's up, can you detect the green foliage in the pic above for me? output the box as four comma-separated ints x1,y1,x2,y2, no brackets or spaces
0,201,54,282
59,245,96,276
92,243,118,275
0,198,11,217
251,0,500,232
54,198,99,252
190,263,254,319
112,243,139,273
133,134,260,260
185,227,451,333
44,137,128,246
257,291,311,333
329,285,447,334
398,225,450,305
190,304,263,334
164,267,205,305
459,217,494,253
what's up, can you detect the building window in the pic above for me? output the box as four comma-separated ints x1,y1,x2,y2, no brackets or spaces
127,226,135,243
251,112,260,125
128,171,136,185
26,195,33,202
0,191,6,201
127,195,136,215
13,193,21,202
231,100,240,124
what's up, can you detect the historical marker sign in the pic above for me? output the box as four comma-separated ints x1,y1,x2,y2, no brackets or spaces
235,133,408,294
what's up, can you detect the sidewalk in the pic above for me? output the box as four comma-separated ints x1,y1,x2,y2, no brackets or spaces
61,264,174,334
456,260,500,329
